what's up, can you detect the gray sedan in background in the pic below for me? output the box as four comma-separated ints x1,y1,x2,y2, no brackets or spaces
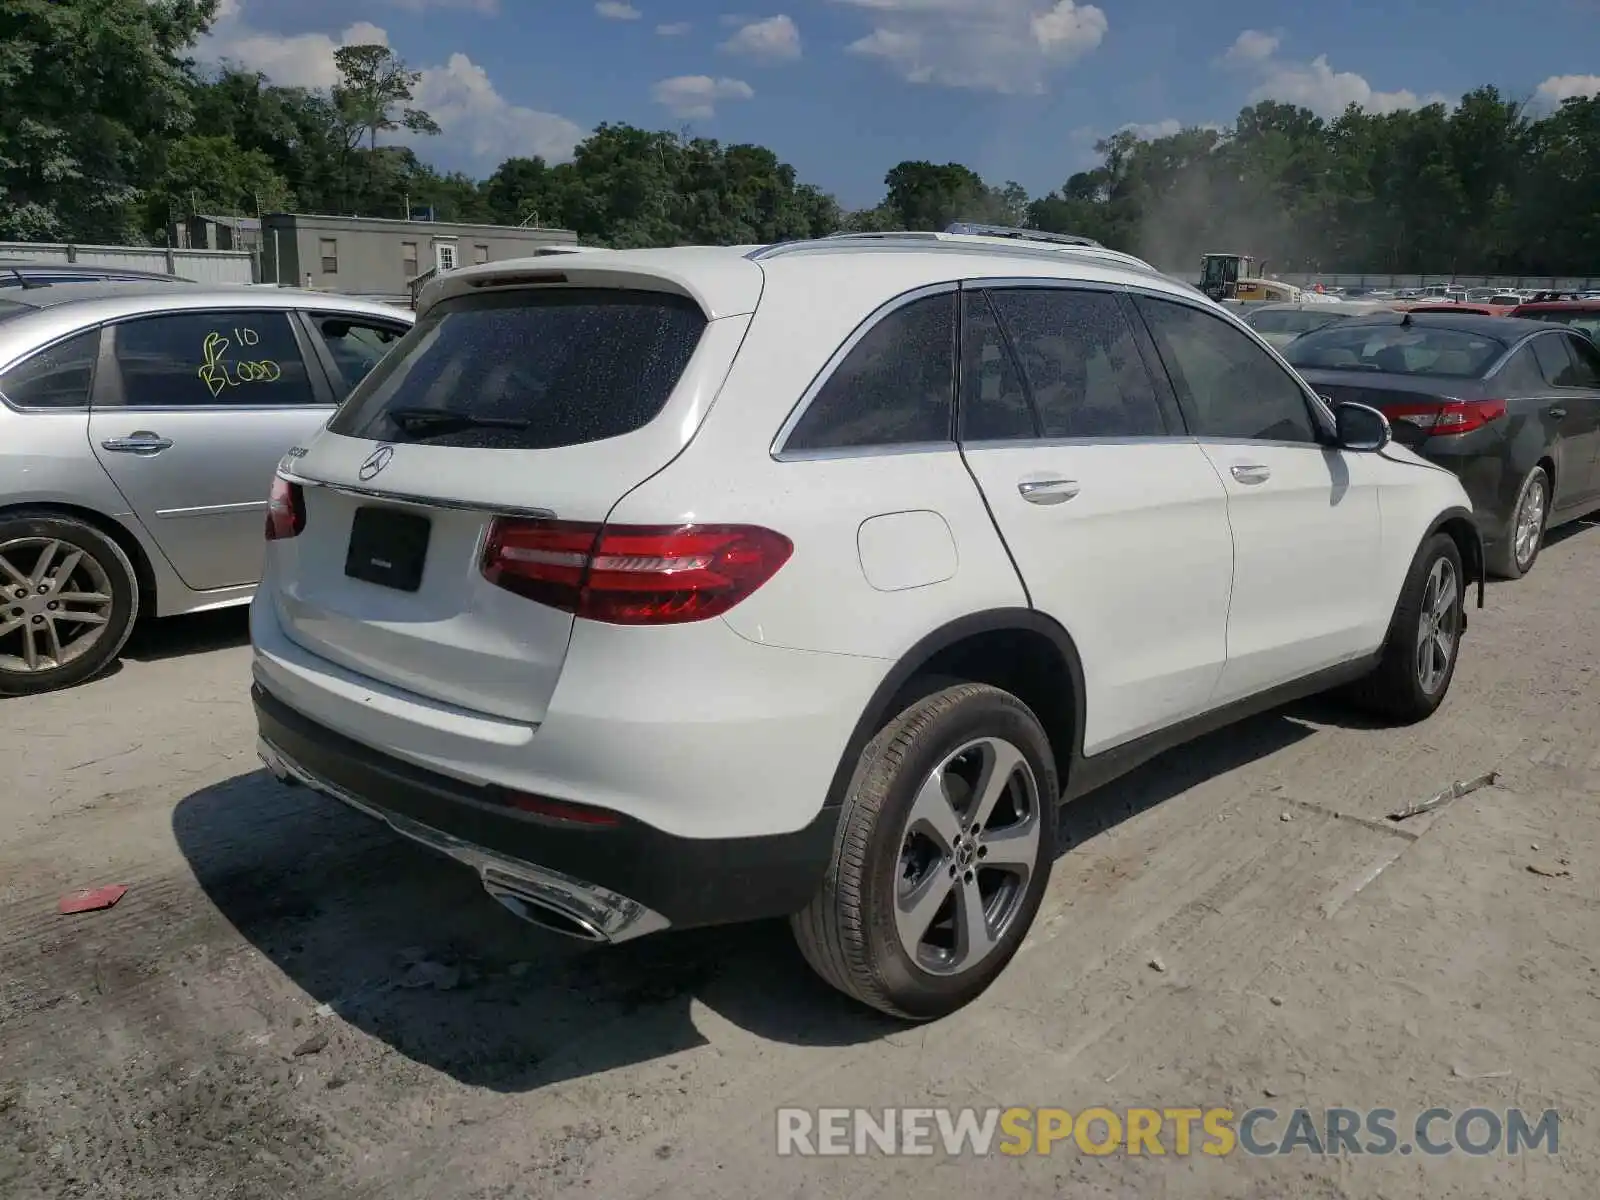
1285,312,1600,580
0,283,412,695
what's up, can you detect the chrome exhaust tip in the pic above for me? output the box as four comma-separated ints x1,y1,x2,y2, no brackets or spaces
487,888,609,942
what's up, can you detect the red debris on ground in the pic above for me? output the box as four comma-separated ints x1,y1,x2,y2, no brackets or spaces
58,884,129,915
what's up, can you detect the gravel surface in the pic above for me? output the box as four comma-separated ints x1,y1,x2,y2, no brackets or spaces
2,517,1597,1199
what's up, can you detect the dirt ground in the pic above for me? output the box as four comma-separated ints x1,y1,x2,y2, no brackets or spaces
1,519,1597,1200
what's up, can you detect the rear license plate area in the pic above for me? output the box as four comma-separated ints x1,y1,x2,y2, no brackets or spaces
345,506,432,592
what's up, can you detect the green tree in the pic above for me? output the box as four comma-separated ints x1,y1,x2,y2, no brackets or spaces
332,45,442,152
0,0,219,241
144,133,292,235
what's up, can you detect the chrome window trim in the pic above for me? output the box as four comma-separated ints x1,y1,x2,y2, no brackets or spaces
769,281,959,461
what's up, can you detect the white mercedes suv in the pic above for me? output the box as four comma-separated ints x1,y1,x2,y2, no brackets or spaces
251,234,1484,1020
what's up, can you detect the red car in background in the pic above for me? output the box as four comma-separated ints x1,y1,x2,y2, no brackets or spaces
1510,299,1600,342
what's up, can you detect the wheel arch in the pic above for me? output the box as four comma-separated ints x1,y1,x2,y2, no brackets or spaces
823,609,1087,812
0,501,157,615
1425,504,1485,611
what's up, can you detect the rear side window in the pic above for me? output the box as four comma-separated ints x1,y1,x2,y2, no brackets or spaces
330,288,705,450
111,310,316,407
0,329,100,409
309,314,406,389
987,288,1167,438
1530,335,1571,386
783,292,955,452
1562,334,1600,387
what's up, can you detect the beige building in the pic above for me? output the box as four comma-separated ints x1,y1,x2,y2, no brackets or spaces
258,213,580,299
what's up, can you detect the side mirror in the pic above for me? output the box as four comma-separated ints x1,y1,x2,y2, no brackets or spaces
1333,401,1391,452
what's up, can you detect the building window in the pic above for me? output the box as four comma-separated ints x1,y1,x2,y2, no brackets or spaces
473,244,489,265
319,238,338,274
436,243,457,272
402,241,418,278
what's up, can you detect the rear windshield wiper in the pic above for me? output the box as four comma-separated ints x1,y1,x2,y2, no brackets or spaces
386,406,531,434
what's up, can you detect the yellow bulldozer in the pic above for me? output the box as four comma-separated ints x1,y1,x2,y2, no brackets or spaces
1198,252,1301,303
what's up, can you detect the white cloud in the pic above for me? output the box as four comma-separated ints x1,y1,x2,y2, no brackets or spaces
1221,30,1447,118
650,75,755,118
1222,29,1278,64
411,54,585,162
839,0,1107,95
198,2,584,164
656,20,692,34
202,18,390,90
720,14,801,61
1120,118,1181,139
1536,73,1600,103
595,1,642,18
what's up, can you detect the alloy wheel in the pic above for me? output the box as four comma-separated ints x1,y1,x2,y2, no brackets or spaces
1415,555,1459,696
893,736,1041,977
1514,477,1546,570
0,538,116,674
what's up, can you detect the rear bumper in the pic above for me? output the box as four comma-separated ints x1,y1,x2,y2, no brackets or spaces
253,683,841,934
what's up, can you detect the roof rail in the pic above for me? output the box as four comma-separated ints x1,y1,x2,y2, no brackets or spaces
745,233,1177,283
943,222,1102,247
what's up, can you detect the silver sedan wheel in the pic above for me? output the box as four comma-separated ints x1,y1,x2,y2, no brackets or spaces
1514,475,1546,570
1415,556,1459,696
0,537,115,674
894,736,1042,977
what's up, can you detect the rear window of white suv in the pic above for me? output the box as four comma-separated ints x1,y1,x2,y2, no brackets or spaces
328,288,706,449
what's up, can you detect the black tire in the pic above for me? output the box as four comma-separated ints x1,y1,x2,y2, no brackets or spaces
791,682,1058,1020
1487,465,1550,580
1347,532,1465,723
0,512,139,697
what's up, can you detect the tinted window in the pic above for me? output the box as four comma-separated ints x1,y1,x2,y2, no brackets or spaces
1135,296,1316,443
1562,335,1600,387
311,314,406,388
331,288,706,450
112,311,315,408
1284,323,1504,378
1530,335,1572,387
988,288,1166,438
0,329,100,409
1493,346,1546,394
961,291,1033,441
784,292,955,452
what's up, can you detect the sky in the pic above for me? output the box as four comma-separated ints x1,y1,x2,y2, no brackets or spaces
199,0,1600,209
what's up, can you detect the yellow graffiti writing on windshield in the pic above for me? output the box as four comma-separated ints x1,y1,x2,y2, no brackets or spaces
198,328,282,397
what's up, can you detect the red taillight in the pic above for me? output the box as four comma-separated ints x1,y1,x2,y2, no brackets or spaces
1379,399,1506,436
265,475,306,540
481,519,793,624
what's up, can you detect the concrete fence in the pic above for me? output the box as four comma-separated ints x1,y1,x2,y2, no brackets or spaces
0,241,257,285
1172,270,1600,291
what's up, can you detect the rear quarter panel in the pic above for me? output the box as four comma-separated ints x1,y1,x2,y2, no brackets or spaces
605,262,1028,664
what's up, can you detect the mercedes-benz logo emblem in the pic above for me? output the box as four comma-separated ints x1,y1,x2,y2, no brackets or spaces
358,445,395,481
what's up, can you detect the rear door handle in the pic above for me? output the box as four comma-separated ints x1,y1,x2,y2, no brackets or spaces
1017,478,1080,505
1549,407,1567,419
1230,464,1271,485
101,432,173,455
